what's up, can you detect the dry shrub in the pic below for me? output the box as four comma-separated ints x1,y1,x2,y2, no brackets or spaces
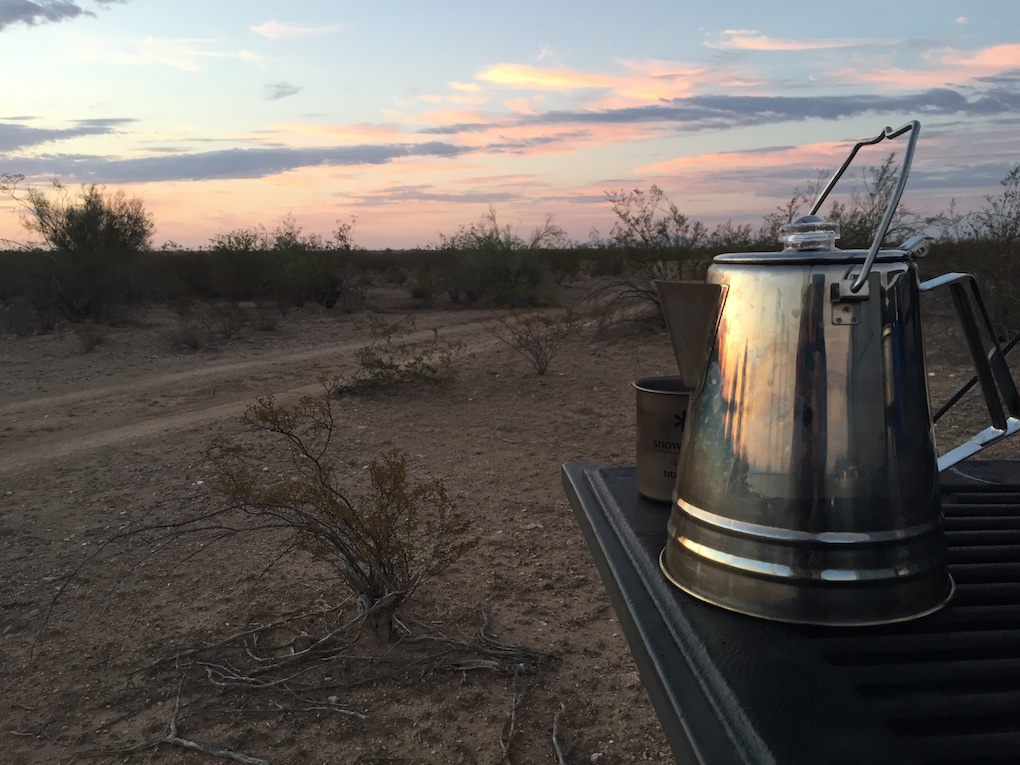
167,314,205,350
166,301,255,349
207,301,249,339
70,320,106,352
215,384,474,643
253,303,281,331
335,315,465,393
484,309,582,375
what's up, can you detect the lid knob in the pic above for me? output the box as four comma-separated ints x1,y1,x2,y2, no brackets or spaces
779,215,840,252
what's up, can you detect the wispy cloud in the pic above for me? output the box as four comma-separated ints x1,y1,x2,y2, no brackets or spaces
464,44,1020,116
10,141,466,183
533,89,984,128
706,29,892,52
410,38,1020,140
76,37,262,70
264,82,302,101
425,86,1014,140
0,117,132,151
836,44,1020,89
478,63,617,91
636,142,842,176
0,0,126,32
402,79,1020,169
459,57,755,113
250,20,342,39
363,184,518,205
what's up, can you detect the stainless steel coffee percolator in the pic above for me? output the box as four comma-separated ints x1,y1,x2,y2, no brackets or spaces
657,120,1020,626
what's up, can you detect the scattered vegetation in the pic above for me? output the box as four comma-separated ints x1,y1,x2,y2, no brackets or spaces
166,300,253,350
333,314,466,393
5,160,1020,338
215,383,475,643
485,309,583,375
202,214,359,310
434,207,569,307
1,174,154,326
41,327,553,762
69,320,106,353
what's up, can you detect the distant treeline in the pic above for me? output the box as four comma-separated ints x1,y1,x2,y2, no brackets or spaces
2,159,1020,336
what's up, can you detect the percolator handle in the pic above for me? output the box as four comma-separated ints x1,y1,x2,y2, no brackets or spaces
810,120,921,294
920,272,1020,471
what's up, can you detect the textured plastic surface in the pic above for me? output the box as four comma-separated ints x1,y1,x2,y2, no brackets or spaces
563,461,1020,765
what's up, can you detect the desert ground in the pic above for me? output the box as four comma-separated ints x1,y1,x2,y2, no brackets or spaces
1,279,1013,765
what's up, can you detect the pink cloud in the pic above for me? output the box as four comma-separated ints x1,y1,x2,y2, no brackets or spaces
707,29,889,52
477,63,618,91
472,58,763,112
635,142,847,176
836,43,1020,89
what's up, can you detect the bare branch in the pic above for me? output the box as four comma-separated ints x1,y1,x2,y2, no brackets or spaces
163,674,271,765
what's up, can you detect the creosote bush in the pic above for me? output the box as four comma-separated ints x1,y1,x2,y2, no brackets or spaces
215,383,475,643
334,314,465,393
166,300,255,350
485,310,582,375
70,320,106,353
436,207,567,307
209,316,470,642
1,174,155,325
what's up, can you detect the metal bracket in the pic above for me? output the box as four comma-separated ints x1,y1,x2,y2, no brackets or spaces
920,271,1020,470
830,278,870,325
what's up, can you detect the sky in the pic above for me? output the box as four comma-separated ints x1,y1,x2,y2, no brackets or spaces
2,0,1020,250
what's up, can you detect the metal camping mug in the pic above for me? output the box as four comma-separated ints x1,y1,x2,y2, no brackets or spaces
633,376,690,503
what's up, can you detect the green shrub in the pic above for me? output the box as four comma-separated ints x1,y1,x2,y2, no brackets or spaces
204,215,356,309
437,208,565,307
0,176,154,325
333,315,464,394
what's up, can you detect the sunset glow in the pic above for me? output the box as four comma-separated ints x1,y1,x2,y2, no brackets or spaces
1,1,1019,250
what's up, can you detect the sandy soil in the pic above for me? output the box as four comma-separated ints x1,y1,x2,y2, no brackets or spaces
1,280,1014,765
1,281,686,765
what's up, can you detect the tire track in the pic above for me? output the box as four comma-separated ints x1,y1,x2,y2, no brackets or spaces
1,323,502,477
0,319,488,414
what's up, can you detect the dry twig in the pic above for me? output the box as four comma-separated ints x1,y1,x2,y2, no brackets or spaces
163,675,271,765
499,666,531,765
407,604,555,675
96,674,270,765
552,702,570,765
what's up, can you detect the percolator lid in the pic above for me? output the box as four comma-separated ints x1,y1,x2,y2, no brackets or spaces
779,215,840,252
713,214,911,265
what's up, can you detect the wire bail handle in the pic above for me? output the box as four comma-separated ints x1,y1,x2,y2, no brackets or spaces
809,120,921,293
